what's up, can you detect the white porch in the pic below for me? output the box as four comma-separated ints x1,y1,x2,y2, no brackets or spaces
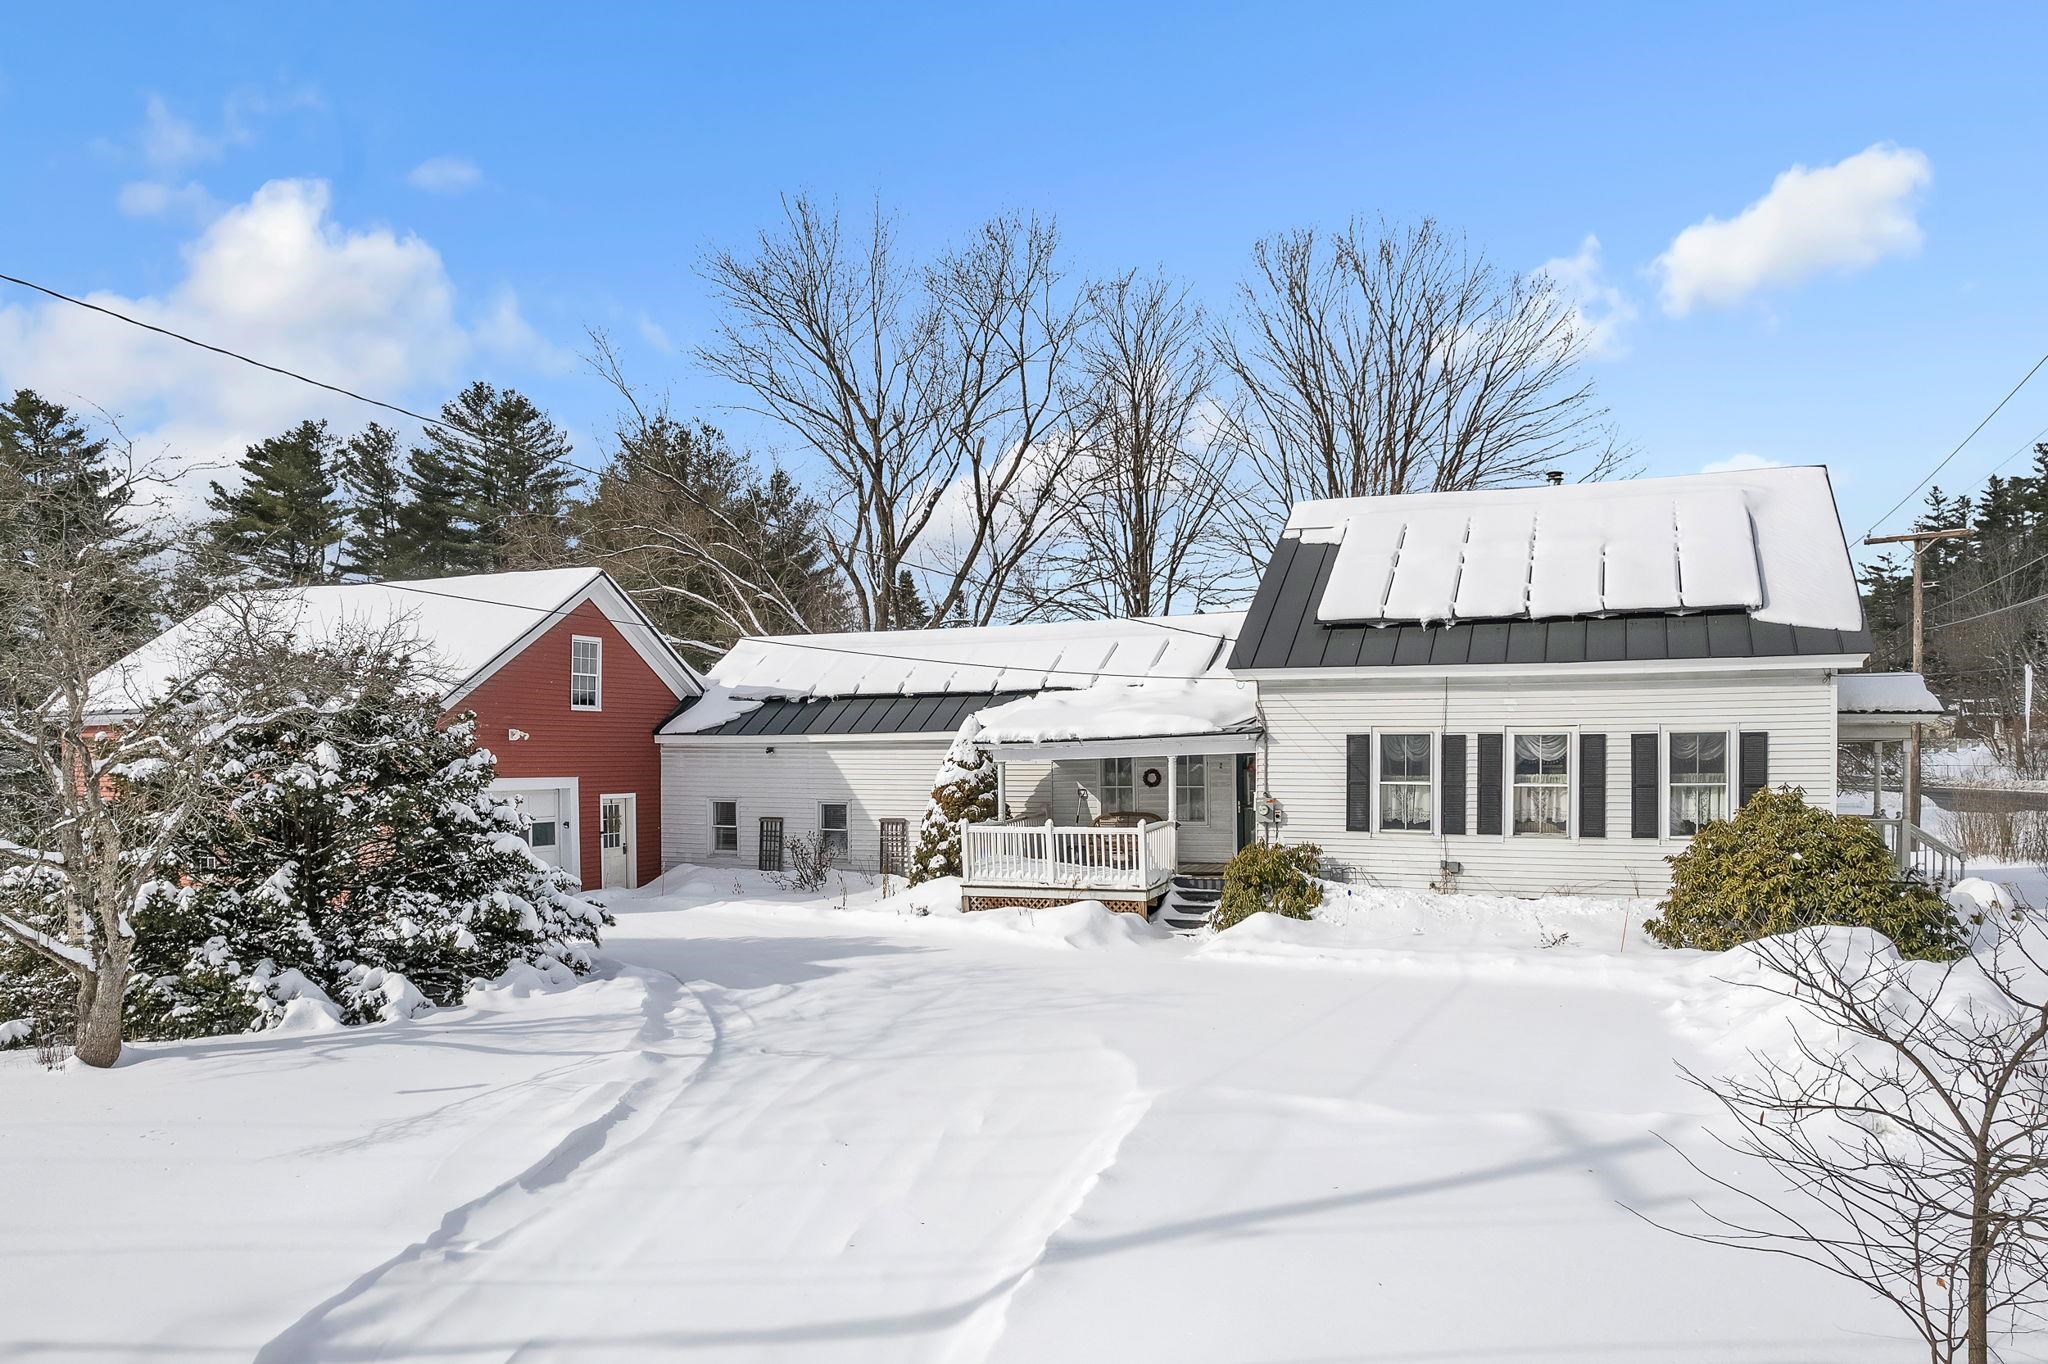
1837,673,1964,886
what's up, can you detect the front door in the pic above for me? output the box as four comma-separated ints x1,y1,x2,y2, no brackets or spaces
1235,755,1256,851
599,795,633,888
519,788,564,870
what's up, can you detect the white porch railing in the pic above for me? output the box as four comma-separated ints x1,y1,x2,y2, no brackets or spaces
1864,816,1967,888
961,819,1179,891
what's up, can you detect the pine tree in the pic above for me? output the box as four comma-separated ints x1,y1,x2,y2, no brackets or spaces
126,638,609,1036
395,442,474,577
419,382,578,571
907,716,997,885
337,423,408,580
205,420,346,585
889,570,933,630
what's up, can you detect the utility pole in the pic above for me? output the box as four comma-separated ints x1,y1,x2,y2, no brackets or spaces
1864,527,1973,832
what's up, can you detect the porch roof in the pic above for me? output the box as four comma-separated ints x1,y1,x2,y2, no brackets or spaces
973,678,1261,756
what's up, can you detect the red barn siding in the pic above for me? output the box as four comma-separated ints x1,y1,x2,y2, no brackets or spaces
452,600,673,886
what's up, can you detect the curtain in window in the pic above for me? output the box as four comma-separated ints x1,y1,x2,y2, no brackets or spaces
1512,734,1569,835
1380,782,1432,831
1379,734,1432,831
1668,733,1728,834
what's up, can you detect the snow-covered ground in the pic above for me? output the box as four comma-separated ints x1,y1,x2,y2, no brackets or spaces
5,868,2032,1362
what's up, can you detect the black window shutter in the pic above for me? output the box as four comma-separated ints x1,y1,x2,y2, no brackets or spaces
1440,734,1467,836
1630,733,1659,838
1475,733,1503,835
1579,734,1607,838
1739,732,1769,806
1346,735,1371,831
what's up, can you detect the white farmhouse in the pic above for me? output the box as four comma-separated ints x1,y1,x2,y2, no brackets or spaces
658,465,1953,914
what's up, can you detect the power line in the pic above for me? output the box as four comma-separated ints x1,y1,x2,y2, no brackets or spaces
1861,347,2048,540
0,268,603,478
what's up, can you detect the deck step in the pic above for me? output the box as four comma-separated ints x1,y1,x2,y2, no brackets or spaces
1154,874,1227,934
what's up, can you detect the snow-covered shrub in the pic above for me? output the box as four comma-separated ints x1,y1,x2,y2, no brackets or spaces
124,640,609,1037
1215,841,1325,931
1644,786,1964,960
908,716,997,886
0,866,73,1049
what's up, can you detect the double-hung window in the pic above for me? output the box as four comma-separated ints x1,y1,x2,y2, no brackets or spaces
1100,758,1134,813
1511,734,1571,836
711,800,739,853
819,803,849,861
1668,732,1729,836
1173,755,1207,821
569,636,602,710
1378,734,1433,832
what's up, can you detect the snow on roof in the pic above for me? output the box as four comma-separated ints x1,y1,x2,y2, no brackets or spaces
660,613,1245,736
973,678,1260,746
1289,466,1863,632
1837,672,1945,717
85,568,653,718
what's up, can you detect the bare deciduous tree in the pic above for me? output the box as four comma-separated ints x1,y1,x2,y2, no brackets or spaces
1026,271,1234,618
1215,217,1629,557
1642,924,2048,1364
697,195,1084,630
577,331,846,660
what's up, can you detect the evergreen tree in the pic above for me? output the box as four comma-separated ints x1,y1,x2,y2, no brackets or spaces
126,638,609,1036
418,382,578,571
889,570,933,630
572,418,846,662
205,420,346,585
907,717,997,885
394,442,474,577
337,423,408,580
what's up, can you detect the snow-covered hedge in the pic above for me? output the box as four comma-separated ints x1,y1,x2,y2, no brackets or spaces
1215,842,1325,932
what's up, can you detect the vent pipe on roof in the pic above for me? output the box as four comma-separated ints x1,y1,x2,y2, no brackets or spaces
1544,470,1564,486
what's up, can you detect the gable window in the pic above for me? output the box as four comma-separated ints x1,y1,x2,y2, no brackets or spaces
1668,732,1729,836
819,802,849,861
1173,755,1207,822
711,799,738,853
1378,734,1433,832
1511,734,1571,836
570,636,602,710
1100,757,1134,813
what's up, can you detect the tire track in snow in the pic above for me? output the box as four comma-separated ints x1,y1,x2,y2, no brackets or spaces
253,961,725,1364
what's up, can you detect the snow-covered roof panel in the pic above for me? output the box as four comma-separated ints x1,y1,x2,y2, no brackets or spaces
973,678,1261,746
660,613,1245,733
83,567,695,719
1837,672,1945,716
1298,466,1855,631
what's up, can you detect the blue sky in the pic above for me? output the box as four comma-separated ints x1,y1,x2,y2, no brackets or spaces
3,2,2045,551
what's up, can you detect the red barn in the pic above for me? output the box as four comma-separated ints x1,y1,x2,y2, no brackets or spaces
85,568,701,891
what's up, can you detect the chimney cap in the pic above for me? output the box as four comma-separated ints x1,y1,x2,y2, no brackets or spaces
1544,470,1564,486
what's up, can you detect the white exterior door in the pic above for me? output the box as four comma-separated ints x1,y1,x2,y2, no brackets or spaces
599,795,633,888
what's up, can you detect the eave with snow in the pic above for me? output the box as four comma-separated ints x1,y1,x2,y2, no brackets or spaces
88,568,702,892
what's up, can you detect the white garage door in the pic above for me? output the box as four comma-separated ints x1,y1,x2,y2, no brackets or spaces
515,787,564,870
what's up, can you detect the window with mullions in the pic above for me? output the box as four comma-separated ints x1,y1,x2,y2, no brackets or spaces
1100,757,1134,812
1668,732,1729,836
1512,734,1571,836
711,800,738,853
1173,755,1207,822
1378,734,1433,832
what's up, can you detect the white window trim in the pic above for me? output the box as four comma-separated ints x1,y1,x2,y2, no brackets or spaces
817,800,851,861
1173,754,1209,825
570,634,603,711
708,796,740,858
1661,726,1738,843
1099,757,1134,814
1504,727,1577,841
1370,729,1439,837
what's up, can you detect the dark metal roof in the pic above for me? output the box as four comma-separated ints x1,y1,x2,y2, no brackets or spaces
1225,537,1873,673
659,690,1031,738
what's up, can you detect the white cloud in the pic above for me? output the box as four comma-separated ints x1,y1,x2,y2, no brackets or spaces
1656,143,1931,316
0,178,556,514
1700,452,1784,474
117,178,219,221
637,315,676,354
407,156,483,194
139,94,231,171
1535,234,1637,358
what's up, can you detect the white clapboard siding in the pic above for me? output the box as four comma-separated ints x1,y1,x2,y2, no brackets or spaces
1006,754,1240,865
1259,668,1839,897
661,739,953,873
